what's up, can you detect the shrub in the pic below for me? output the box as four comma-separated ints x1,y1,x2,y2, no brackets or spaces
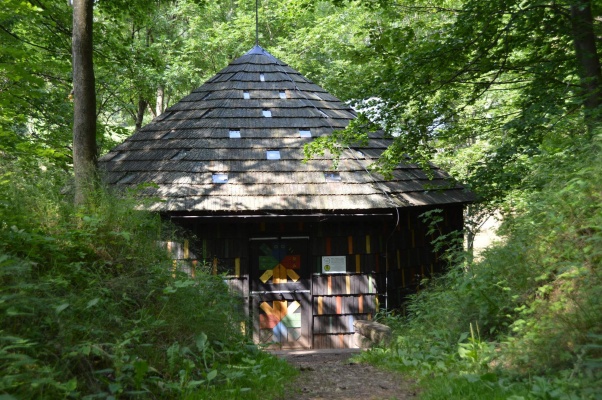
0,159,295,398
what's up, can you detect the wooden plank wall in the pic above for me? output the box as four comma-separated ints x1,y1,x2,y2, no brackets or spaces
311,274,378,348
170,204,464,349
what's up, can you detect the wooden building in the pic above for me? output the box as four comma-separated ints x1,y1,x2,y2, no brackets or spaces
99,46,474,349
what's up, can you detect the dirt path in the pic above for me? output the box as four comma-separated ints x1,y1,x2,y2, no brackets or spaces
273,349,418,400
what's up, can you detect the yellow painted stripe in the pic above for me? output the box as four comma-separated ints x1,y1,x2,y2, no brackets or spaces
317,296,323,315
287,268,300,282
347,236,353,254
365,235,371,254
260,301,274,316
355,254,361,273
345,275,351,295
259,269,273,283
184,240,189,259
235,257,240,277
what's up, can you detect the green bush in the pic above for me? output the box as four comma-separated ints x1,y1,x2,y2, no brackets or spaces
0,160,295,399
362,135,602,399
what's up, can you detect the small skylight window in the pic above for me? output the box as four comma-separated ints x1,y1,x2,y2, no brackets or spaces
279,91,287,99
324,172,342,182
299,129,312,138
229,130,241,138
266,150,281,160
243,91,250,99
212,173,228,184
260,73,265,82
262,109,272,118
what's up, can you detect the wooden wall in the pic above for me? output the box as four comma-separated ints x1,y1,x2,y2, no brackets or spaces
168,204,464,348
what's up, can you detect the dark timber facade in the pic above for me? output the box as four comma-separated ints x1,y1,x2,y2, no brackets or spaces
99,46,473,349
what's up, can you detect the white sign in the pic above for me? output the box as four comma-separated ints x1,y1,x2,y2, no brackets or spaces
321,256,346,274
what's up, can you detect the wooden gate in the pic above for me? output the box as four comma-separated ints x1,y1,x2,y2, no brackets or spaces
249,237,311,349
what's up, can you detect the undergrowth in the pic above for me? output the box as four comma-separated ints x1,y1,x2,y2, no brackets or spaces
0,159,295,399
360,136,602,399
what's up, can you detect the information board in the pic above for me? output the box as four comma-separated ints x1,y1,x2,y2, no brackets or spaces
321,256,347,274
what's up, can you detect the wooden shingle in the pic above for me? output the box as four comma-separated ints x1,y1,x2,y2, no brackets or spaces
99,45,474,212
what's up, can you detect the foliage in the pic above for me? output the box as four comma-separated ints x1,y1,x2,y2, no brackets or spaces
361,135,602,399
0,159,295,399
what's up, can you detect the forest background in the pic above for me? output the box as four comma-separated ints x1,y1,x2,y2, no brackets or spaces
1,0,601,398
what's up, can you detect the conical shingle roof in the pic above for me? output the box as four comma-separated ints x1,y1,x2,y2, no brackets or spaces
99,46,473,213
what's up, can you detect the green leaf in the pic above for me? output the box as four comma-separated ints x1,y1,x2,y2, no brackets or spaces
86,298,100,308
206,369,218,382
55,303,70,314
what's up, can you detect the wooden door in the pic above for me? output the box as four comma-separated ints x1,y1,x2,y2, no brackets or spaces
249,237,311,349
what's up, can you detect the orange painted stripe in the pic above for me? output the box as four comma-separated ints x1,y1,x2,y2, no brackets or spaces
358,295,364,313
345,275,351,295
347,236,353,254
339,334,344,349
336,296,342,314
325,237,332,255
355,254,361,273
318,296,323,315
327,276,332,295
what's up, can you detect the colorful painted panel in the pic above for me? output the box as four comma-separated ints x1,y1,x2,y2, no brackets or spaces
258,244,301,284
258,300,303,344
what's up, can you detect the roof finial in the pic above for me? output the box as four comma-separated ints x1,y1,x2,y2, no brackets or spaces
255,0,259,46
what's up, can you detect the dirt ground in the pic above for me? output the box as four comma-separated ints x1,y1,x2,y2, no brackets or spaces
272,349,418,400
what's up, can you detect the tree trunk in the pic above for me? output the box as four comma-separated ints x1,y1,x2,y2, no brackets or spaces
570,0,602,128
72,0,97,206
156,85,164,116
135,97,148,132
